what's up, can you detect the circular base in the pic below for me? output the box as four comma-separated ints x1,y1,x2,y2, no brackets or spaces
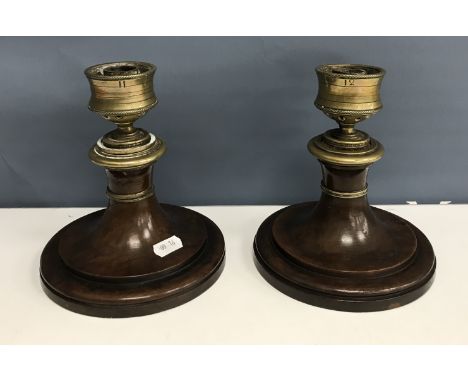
253,202,436,312
40,204,225,318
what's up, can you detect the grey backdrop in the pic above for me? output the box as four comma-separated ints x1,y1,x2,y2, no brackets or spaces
0,37,466,207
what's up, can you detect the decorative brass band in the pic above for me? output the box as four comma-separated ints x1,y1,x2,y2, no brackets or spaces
314,104,380,119
308,134,384,166
89,133,166,170
320,183,368,199
106,186,154,203
92,105,158,117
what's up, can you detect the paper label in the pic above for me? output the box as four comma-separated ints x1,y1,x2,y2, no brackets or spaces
153,235,183,257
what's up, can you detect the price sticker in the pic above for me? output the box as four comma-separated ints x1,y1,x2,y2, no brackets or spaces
153,235,183,257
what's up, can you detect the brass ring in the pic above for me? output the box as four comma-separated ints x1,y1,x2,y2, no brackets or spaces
320,183,368,199
106,186,154,203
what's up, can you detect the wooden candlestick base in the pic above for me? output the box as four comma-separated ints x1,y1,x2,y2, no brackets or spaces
41,201,224,318
254,200,435,312
254,64,436,312
40,61,225,317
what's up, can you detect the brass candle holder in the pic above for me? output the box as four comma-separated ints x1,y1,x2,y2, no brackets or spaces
40,61,225,317
254,64,436,312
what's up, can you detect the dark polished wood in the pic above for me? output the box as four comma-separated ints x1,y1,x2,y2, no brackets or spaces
253,161,436,312
40,167,225,318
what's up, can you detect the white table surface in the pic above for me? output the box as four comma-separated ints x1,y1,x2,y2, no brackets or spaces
1,205,467,344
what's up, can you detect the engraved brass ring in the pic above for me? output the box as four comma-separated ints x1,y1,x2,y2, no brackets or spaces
106,186,154,203
320,183,368,199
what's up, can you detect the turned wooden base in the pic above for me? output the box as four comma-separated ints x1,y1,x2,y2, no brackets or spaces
254,201,436,312
40,204,225,318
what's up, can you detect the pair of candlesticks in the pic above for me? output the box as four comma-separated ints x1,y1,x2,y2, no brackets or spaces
40,61,436,318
